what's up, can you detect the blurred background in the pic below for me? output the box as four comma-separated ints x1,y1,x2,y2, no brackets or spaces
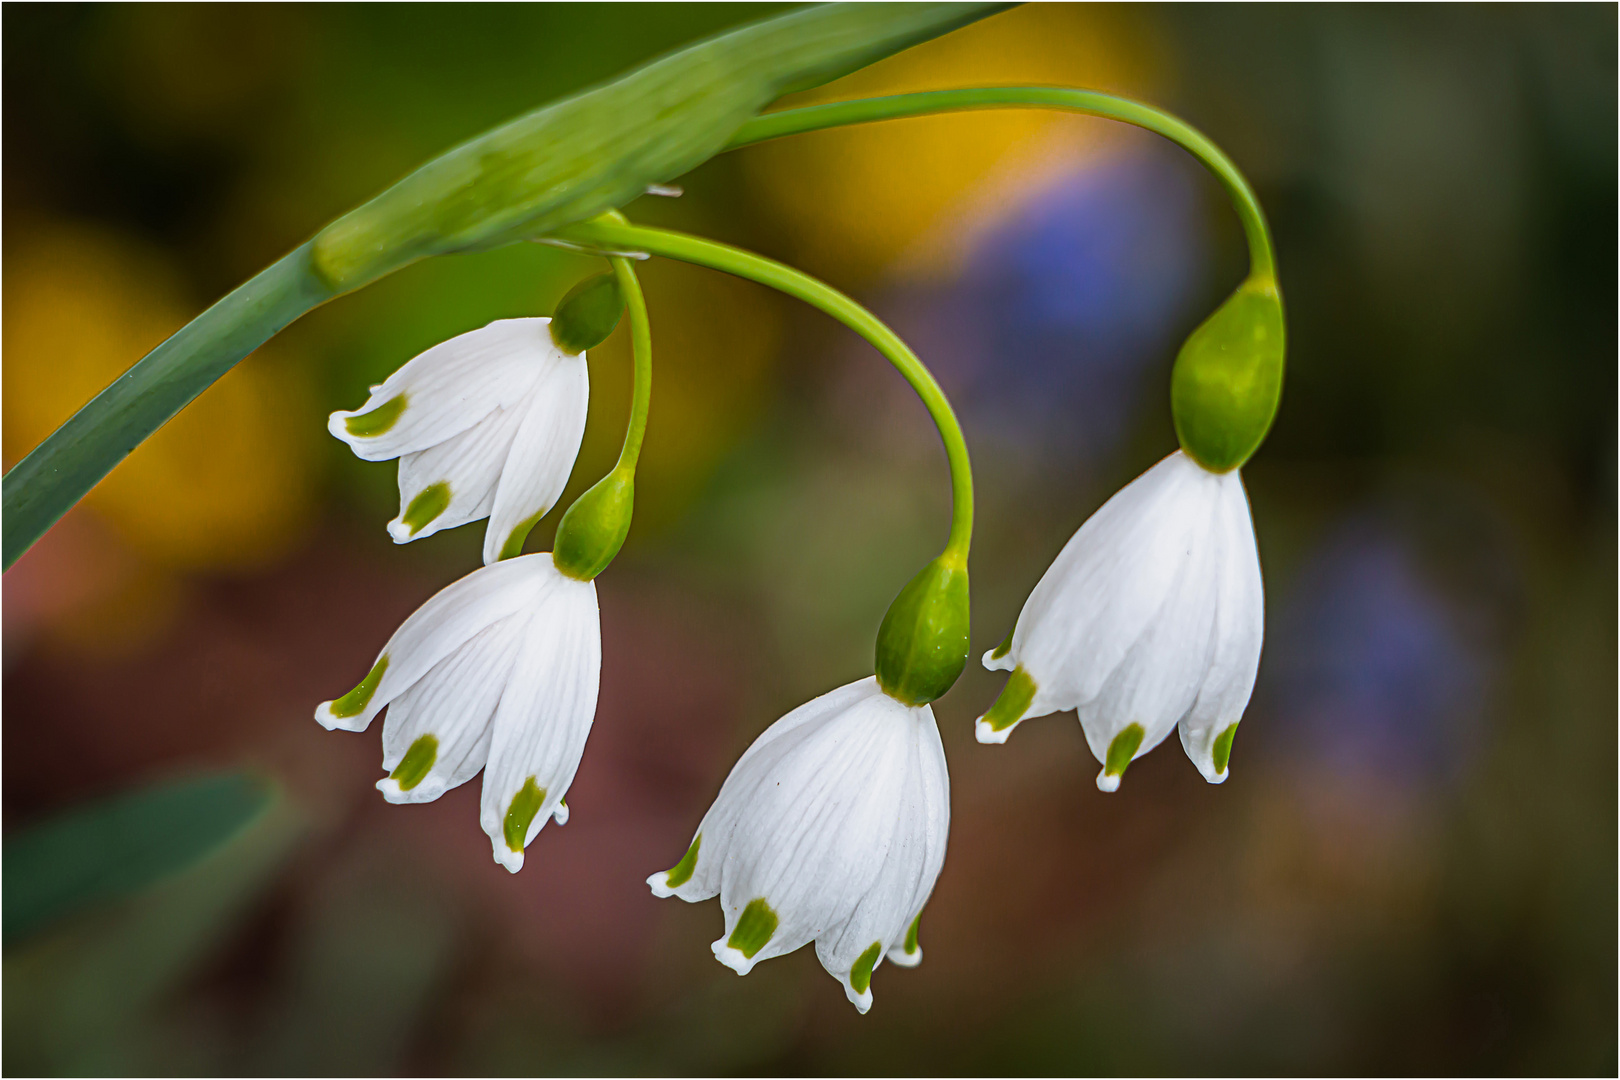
3,4,1614,1074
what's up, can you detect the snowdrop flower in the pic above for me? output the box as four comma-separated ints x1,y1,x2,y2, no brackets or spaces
977,450,1263,791
315,552,600,872
327,275,622,565
648,677,949,1014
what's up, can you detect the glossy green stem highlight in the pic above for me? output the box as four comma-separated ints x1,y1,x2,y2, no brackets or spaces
609,255,652,474
551,218,974,562
724,87,1276,281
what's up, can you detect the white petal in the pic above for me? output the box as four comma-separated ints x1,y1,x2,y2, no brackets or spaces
386,398,530,544
313,554,551,733
373,618,525,804
1074,521,1222,781
481,352,589,565
1016,452,1217,707
976,452,1231,755
648,679,876,903
1178,469,1264,783
327,319,557,461
477,562,600,873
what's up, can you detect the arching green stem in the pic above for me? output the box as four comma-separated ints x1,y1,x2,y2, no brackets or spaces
549,253,650,581
553,217,973,563
608,255,652,475
724,88,1276,281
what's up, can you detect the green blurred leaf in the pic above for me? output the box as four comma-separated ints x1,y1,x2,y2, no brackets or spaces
3,771,275,946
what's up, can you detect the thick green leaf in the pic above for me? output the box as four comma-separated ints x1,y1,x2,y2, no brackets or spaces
1,2,1008,571
3,771,276,946
310,2,1009,289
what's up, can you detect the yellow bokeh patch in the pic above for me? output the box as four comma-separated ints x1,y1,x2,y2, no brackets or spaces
3,224,317,571
743,4,1166,285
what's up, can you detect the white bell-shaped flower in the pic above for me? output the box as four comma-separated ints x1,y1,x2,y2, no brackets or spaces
329,318,588,566
648,677,949,1014
315,552,599,872
977,450,1263,791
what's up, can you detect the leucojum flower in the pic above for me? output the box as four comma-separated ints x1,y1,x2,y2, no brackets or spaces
648,676,949,1013
978,275,1285,791
315,552,599,871
317,267,641,872
300,80,1286,1014
328,274,622,566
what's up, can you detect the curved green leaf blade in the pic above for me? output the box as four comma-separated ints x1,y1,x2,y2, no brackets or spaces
1,2,1008,571
311,2,1008,289
3,771,276,946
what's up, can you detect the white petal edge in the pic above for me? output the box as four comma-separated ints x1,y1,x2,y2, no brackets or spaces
477,562,600,873
480,353,589,565
314,555,552,733
328,319,556,461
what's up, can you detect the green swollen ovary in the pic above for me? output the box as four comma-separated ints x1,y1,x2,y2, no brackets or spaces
1105,723,1145,777
402,482,451,535
850,941,883,994
1170,276,1285,473
727,898,778,959
344,394,407,437
330,655,389,718
549,272,624,354
390,734,439,790
503,776,547,852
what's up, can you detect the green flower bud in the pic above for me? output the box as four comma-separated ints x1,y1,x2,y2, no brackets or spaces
549,272,624,354
874,554,970,706
551,468,633,581
1170,275,1285,472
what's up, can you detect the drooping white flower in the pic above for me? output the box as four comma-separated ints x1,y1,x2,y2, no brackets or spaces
647,677,949,1014
315,552,599,872
329,318,588,566
977,450,1263,791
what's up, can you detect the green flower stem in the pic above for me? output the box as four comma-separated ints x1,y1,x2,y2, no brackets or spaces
1,244,335,570
608,255,652,475
554,217,973,563
723,87,1277,281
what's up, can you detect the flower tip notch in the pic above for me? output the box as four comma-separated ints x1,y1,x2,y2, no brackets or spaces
312,700,347,732
492,844,525,875
710,939,758,977
1095,769,1122,794
981,645,1015,673
888,943,922,969
974,714,1012,745
976,666,1035,745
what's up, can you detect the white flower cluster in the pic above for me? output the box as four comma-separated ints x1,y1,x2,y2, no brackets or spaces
317,310,1266,1014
